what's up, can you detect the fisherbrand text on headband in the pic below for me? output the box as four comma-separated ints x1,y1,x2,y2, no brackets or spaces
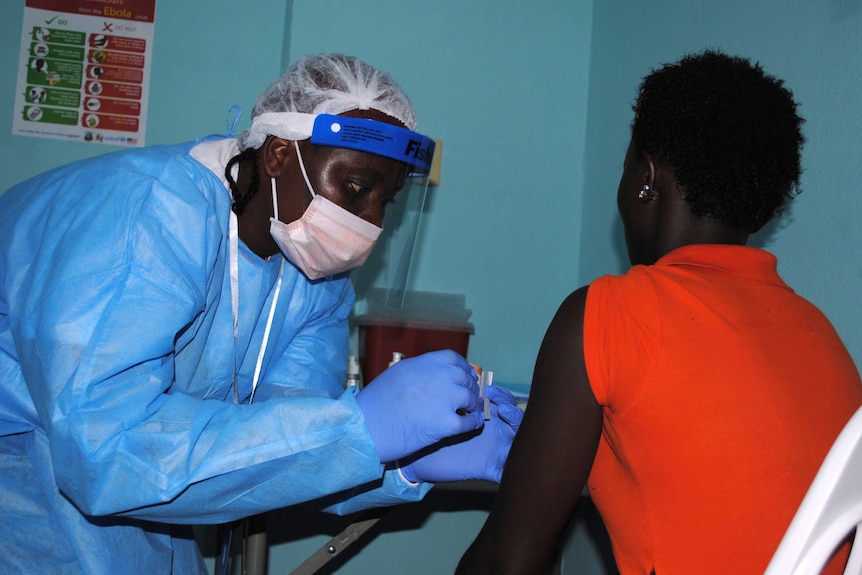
310,114,435,177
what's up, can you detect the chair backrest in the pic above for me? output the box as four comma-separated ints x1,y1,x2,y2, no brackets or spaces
764,404,862,575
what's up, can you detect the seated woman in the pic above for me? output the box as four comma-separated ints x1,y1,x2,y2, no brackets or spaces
457,50,862,575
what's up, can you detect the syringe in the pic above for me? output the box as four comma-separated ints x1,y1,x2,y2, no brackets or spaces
479,370,493,421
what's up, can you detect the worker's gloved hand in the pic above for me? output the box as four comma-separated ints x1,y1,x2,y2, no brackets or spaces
484,385,524,435
355,349,484,463
399,384,524,484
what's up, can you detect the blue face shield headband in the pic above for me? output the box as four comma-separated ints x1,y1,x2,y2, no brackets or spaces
310,114,436,177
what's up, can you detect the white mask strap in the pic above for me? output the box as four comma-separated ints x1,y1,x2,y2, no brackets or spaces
270,177,279,221
270,143,315,224
293,141,317,199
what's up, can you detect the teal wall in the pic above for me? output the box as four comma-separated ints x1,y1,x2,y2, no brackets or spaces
3,0,861,574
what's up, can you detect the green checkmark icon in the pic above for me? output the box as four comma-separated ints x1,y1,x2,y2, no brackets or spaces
44,15,58,25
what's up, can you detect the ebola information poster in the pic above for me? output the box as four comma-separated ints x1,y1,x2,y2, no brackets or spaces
12,0,157,146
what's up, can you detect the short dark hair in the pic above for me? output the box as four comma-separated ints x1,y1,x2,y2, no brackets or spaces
631,50,805,233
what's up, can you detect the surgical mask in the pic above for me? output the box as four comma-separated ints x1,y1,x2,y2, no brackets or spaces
269,142,382,280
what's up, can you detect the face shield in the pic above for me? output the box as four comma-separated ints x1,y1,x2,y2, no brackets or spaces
310,114,435,306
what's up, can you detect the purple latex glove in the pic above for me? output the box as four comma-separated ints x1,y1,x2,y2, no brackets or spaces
355,349,484,463
400,384,524,483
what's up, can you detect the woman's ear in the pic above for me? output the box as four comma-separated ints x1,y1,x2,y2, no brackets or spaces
634,152,659,203
260,136,294,178
642,153,657,188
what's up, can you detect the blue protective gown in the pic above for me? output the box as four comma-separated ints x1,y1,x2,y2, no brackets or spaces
0,138,428,574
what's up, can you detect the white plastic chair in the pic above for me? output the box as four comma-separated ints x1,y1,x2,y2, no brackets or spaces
764,404,862,575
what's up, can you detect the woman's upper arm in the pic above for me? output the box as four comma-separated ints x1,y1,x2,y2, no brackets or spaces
458,285,603,574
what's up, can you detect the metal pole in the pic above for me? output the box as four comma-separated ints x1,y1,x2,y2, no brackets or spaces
242,514,268,575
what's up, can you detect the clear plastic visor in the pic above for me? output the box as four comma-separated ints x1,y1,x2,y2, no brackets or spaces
311,114,435,306
335,171,429,306
359,173,429,307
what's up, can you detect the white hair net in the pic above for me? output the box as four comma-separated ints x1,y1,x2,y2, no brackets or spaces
239,53,417,150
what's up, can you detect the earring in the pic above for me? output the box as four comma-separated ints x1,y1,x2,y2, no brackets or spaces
638,184,657,201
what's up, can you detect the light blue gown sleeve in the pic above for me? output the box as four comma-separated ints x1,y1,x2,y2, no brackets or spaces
251,290,432,515
3,144,423,526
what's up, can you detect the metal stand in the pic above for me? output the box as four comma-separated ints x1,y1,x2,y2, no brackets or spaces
243,514,268,575
219,482,533,575
216,513,269,575
288,509,386,575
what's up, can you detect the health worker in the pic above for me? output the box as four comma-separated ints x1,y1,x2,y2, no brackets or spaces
0,53,522,574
